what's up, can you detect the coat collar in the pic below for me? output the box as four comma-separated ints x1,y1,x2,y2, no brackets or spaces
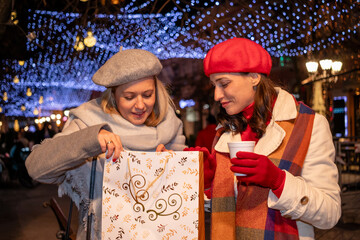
214,88,298,156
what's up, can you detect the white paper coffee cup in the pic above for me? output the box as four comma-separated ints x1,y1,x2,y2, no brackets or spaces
228,141,255,176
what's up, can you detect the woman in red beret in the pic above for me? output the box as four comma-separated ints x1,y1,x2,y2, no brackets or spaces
186,38,341,240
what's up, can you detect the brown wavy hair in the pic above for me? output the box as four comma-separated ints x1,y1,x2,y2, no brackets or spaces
217,74,277,138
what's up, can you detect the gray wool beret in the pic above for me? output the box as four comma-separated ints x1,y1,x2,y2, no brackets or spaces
92,49,163,87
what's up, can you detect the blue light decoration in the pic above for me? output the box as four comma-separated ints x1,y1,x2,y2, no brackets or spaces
179,99,196,109
1,9,205,117
0,0,359,117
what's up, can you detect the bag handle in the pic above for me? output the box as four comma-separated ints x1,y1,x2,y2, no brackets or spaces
86,157,97,240
64,156,97,240
127,152,169,201
64,199,73,240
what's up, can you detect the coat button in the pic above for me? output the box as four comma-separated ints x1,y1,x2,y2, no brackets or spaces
300,196,309,205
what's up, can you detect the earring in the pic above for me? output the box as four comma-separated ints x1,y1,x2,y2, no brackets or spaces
253,85,258,91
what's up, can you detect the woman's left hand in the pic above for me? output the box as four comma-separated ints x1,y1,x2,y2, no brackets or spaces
230,151,285,190
156,144,171,152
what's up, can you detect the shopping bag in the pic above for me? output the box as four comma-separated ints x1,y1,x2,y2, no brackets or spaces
101,151,204,239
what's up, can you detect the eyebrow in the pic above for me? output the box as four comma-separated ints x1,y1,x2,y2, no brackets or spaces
212,77,229,83
123,89,154,95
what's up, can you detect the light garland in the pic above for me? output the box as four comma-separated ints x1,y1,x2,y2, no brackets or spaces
180,0,359,57
0,0,359,117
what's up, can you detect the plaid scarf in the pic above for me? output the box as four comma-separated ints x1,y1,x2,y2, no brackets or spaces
211,102,315,240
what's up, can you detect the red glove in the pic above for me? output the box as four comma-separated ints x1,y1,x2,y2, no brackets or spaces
183,146,216,192
230,151,285,192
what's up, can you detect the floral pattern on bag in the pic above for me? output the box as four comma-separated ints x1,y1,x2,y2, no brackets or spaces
102,151,200,240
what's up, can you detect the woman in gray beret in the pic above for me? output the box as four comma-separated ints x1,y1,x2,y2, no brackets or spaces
25,49,187,239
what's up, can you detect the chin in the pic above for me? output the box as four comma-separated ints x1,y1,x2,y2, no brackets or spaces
130,119,146,125
225,109,238,116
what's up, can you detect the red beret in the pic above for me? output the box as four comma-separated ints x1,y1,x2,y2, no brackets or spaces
203,38,272,77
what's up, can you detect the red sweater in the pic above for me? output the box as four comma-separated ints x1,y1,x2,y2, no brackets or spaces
240,101,285,198
195,124,217,152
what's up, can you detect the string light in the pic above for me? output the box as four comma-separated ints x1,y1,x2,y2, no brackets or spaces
13,76,19,84
0,1,358,117
26,88,32,97
33,108,39,115
84,29,97,47
74,35,85,51
3,92,8,101
11,11,19,25
14,120,20,132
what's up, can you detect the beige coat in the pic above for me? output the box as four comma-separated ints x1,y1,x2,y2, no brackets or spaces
26,98,186,239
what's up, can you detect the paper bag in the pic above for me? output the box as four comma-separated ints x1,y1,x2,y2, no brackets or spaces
102,151,204,239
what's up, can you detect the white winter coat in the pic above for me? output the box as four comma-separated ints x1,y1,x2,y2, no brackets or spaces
214,88,341,239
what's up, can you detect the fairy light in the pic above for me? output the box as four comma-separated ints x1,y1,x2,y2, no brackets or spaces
11,11,19,25
13,76,19,84
26,88,32,97
14,120,20,132
0,1,358,117
3,92,8,101
84,29,97,47
74,35,85,51
33,108,39,115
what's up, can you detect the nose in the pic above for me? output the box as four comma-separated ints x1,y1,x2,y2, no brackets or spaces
135,96,145,110
214,86,223,102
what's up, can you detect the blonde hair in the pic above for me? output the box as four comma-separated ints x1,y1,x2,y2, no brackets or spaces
100,76,175,127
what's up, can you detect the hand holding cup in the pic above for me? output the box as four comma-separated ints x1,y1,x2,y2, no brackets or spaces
227,141,255,176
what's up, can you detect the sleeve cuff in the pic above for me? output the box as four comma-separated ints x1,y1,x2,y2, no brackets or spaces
268,171,309,220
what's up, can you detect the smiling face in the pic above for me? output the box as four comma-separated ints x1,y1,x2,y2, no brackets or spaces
210,72,260,115
114,77,156,125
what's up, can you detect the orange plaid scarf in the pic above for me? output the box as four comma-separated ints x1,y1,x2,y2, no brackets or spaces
211,102,315,240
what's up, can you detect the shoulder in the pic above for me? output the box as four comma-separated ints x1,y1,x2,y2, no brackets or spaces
312,113,331,133
163,106,181,123
70,98,101,114
69,98,103,119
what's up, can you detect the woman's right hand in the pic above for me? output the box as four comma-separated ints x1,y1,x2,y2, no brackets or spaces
98,129,123,160
183,146,216,191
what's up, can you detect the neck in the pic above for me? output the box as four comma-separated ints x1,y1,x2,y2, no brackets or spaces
242,102,255,120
